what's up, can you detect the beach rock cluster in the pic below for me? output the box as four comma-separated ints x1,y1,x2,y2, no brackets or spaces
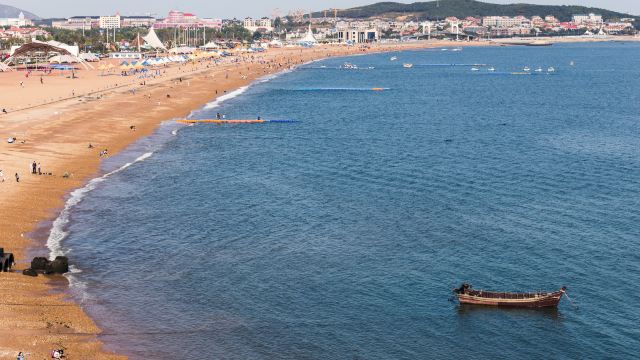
22,256,69,277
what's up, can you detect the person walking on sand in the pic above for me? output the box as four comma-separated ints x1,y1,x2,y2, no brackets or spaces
31,161,37,174
15,173,19,182
38,163,41,175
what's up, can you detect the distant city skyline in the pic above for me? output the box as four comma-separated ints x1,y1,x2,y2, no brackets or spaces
2,0,639,18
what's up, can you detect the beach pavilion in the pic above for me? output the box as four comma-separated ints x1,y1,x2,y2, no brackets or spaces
4,42,92,70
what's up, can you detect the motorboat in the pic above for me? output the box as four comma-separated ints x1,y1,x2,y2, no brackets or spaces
390,56,398,61
547,67,555,72
523,66,531,72
403,63,413,68
534,67,543,72
488,67,496,72
471,67,480,71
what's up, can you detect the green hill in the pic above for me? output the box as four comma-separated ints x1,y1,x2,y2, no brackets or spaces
313,0,636,21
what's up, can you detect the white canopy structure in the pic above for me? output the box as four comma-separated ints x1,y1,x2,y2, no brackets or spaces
169,46,195,54
143,28,167,50
0,63,11,72
300,24,318,45
200,41,220,50
44,40,79,56
79,53,99,62
49,55,80,64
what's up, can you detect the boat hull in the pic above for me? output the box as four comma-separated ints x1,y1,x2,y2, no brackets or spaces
457,291,563,308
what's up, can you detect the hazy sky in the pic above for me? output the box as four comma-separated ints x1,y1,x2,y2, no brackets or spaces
4,0,639,19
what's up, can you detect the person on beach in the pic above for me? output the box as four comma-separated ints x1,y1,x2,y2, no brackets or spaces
38,163,41,175
31,161,37,174
15,173,19,182
0,169,5,182
2,108,7,114
16,352,24,360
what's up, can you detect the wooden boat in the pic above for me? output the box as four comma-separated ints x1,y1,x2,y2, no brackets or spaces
453,283,566,308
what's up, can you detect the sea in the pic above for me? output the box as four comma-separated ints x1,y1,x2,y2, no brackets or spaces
50,42,640,359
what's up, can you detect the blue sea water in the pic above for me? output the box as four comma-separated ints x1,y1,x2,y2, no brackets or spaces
55,43,640,359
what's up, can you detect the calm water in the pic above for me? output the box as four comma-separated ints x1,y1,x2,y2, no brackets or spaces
57,43,640,359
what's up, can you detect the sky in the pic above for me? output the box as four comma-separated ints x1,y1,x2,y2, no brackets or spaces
3,0,639,19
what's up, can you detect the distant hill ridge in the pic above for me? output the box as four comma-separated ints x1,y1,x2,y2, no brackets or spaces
313,0,637,21
0,3,39,20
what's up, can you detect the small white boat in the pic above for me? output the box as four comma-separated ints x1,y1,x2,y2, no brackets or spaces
403,63,413,68
390,56,398,61
368,66,375,69
523,67,531,72
319,65,327,68
569,61,575,66
341,62,358,70
471,67,480,71
547,67,555,72
534,67,543,72
451,47,463,52
488,67,496,72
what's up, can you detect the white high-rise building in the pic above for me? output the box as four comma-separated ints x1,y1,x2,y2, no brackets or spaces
99,14,122,29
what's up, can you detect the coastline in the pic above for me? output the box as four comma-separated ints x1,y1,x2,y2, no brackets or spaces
1,35,635,357
0,40,473,358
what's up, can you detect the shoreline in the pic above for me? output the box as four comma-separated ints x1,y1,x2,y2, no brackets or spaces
1,37,634,358
0,41,466,359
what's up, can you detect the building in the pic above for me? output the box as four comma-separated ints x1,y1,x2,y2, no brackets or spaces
336,23,378,43
0,12,33,27
572,14,603,26
243,17,273,32
52,16,99,30
0,26,49,41
154,10,221,29
121,16,156,28
482,16,526,28
99,14,122,29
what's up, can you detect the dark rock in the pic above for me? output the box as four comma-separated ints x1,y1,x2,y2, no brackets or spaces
47,256,69,274
22,268,38,277
31,257,49,271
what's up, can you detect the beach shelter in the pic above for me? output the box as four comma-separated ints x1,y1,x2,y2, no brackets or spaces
142,27,167,51
49,55,80,64
79,53,99,62
0,63,11,72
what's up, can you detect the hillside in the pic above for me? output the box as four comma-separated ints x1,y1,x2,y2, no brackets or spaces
0,3,39,19
313,0,636,21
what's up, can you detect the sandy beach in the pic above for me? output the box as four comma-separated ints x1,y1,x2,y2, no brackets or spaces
0,40,493,359
1,33,636,357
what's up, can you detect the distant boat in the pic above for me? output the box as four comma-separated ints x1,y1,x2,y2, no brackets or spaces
390,56,398,61
547,67,555,72
451,47,463,52
341,62,358,70
471,67,480,71
570,61,575,66
403,63,413,68
368,66,375,69
488,67,496,72
534,67,543,72
453,283,567,308
523,66,531,72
